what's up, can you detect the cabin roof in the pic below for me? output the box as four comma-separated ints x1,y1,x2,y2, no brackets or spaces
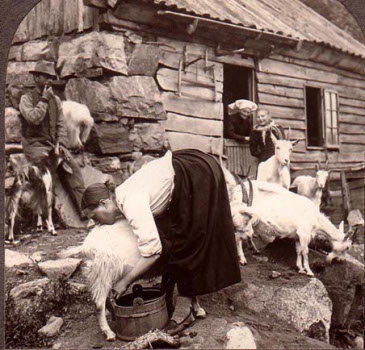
151,0,365,58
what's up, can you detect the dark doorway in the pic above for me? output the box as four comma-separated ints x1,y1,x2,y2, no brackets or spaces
223,65,254,139
306,86,323,147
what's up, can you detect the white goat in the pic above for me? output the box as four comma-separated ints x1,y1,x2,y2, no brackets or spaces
257,132,300,189
60,219,206,341
62,100,94,150
292,161,330,207
237,181,354,276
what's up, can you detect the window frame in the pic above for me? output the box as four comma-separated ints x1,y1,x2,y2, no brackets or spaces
323,89,340,150
304,85,340,150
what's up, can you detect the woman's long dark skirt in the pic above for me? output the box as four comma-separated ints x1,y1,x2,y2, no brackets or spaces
156,149,241,297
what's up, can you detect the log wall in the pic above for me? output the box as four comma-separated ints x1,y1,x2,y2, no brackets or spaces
256,55,365,173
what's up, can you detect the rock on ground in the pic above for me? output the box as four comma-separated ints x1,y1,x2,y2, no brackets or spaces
5,249,33,268
225,322,257,349
38,316,64,337
38,258,82,280
228,278,332,342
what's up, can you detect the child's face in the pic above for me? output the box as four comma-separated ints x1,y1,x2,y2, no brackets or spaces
85,199,117,225
257,111,271,126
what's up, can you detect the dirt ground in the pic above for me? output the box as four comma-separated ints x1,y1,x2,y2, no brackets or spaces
5,228,341,349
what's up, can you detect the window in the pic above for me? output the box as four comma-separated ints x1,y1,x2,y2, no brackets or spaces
305,86,339,148
223,64,254,140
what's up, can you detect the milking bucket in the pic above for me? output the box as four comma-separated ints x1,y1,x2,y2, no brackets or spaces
110,284,169,341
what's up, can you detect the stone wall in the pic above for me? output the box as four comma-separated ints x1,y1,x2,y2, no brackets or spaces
6,29,170,186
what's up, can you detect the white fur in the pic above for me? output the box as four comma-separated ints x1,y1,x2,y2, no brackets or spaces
62,219,205,341
62,101,94,150
257,134,299,189
239,181,352,276
293,170,329,207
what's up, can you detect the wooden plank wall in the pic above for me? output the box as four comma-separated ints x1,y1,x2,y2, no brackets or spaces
257,54,365,172
12,0,97,44
156,37,225,154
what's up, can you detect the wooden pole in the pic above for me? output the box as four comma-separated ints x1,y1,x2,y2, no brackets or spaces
340,170,352,219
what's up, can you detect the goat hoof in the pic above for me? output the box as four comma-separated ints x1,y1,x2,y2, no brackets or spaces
298,269,306,275
193,307,207,319
105,331,116,342
37,226,43,232
306,271,315,277
50,231,58,236
239,260,247,266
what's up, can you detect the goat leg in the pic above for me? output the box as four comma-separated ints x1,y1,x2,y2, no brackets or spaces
248,237,260,254
96,296,116,341
36,213,43,232
295,241,306,274
43,170,57,236
7,187,23,243
191,296,206,319
236,235,247,265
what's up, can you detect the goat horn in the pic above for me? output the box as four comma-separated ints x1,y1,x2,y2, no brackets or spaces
287,127,291,140
344,228,356,241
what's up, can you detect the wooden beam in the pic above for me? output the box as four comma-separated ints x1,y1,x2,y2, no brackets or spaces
341,170,352,216
167,131,223,154
83,0,108,8
257,83,304,99
162,92,223,120
162,113,223,137
258,92,304,108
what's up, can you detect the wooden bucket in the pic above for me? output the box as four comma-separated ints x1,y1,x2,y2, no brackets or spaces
110,284,169,341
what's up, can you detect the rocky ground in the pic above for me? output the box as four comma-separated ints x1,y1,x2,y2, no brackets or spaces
5,226,364,350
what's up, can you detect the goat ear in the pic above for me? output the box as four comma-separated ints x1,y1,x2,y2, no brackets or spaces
291,139,300,146
339,220,344,233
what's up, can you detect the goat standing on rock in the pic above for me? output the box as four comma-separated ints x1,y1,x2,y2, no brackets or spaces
79,149,241,339
257,130,300,189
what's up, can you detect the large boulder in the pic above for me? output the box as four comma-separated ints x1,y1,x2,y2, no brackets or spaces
128,44,160,76
6,61,36,87
86,123,133,155
65,76,166,120
9,278,51,315
228,278,332,342
54,164,113,228
57,31,128,78
5,249,33,268
5,107,22,143
130,122,166,151
311,252,364,329
37,258,82,281
22,40,57,62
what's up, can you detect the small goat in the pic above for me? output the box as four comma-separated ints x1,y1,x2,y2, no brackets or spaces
60,219,206,341
257,130,300,189
6,156,56,243
292,160,330,207
239,181,354,276
62,100,94,151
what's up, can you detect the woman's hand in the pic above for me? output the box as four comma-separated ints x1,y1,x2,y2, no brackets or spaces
113,278,129,299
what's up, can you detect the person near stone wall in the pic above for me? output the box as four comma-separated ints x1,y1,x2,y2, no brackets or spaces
249,109,285,163
224,99,258,143
19,60,86,220
81,149,241,333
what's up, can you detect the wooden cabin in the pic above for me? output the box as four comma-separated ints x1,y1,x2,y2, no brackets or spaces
6,0,365,222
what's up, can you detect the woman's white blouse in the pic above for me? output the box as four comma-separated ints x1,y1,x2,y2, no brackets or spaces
115,151,175,257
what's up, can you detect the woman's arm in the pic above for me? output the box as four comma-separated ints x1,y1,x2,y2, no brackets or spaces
113,255,160,298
